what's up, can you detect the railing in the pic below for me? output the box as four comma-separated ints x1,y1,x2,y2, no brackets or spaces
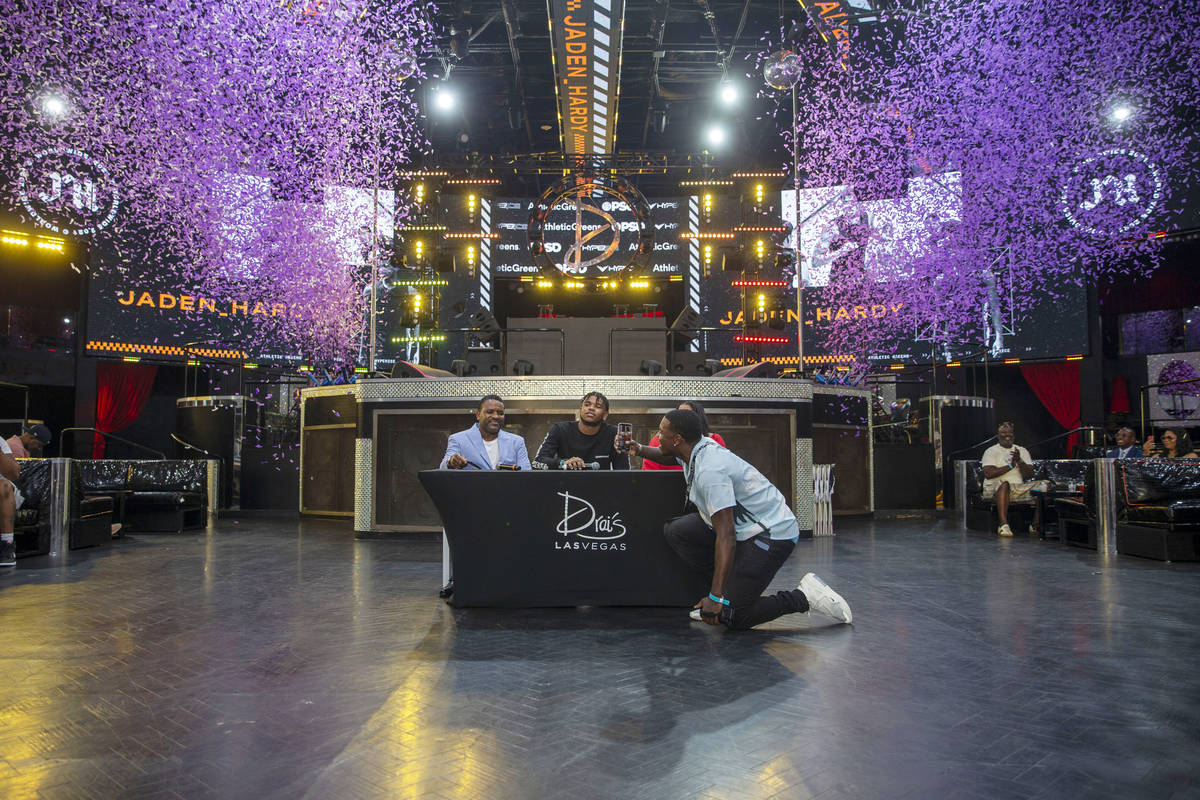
59,427,166,459
170,433,217,459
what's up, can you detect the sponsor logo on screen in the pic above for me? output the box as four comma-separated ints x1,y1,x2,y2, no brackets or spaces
554,490,627,551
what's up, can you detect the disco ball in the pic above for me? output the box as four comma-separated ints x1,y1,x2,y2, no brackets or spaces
763,50,802,90
387,47,419,81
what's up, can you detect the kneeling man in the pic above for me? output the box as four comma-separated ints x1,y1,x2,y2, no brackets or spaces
631,409,852,630
441,395,531,471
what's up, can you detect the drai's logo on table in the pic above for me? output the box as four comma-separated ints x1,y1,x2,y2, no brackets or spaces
555,491,627,551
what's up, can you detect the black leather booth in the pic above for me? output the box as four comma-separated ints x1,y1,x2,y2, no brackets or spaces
76,460,208,533
13,459,51,557
962,459,1089,533
13,459,114,557
1112,460,1200,561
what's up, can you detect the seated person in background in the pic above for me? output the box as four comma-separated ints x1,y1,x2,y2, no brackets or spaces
1142,428,1199,459
535,391,629,470
1,436,21,567
5,423,51,458
981,421,1048,537
440,394,532,470
1107,427,1144,460
642,401,725,470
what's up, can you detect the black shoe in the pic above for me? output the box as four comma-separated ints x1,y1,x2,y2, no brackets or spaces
0,537,15,567
438,580,454,599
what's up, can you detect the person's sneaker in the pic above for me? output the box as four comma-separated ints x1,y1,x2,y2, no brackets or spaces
689,608,703,621
998,523,1013,537
0,535,15,567
799,572,852,624
1028,524,1039,536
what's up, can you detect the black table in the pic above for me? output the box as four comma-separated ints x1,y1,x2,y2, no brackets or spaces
419,470,708,608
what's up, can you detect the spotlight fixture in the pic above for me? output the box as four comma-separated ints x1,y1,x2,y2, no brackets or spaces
1110,105,1134,123
718,81,738,106
35,91,68,119
433,85,457,112
705,124,727,147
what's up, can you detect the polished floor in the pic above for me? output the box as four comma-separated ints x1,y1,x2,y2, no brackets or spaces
1,514,1199,800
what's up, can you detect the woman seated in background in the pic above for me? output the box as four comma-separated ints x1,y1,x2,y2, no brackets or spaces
641,400,725,470
1142,428,1199,459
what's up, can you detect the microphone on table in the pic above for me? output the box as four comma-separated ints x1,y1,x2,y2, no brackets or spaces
497,464,522,470
584,461,601,470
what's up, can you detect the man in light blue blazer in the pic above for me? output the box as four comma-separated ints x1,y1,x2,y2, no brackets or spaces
440,394,532,471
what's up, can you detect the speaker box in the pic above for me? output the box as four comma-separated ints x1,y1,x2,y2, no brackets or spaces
466,347,504,375
668,308,701,343
391,361,456,378
468,309,501,333
712,361,781,379
671,351,717,376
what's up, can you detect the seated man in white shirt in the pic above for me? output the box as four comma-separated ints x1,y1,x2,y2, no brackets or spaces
980,421,1048,537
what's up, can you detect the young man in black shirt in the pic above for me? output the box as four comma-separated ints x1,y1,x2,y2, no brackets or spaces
534,391,630,470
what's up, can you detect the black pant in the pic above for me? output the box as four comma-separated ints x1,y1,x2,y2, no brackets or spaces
663,513,808,630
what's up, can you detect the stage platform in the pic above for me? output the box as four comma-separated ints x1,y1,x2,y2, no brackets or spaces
298,375,875,535
2,514,1198,799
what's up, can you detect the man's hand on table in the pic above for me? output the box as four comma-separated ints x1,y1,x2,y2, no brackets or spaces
561,456,587,470
446,453,469,469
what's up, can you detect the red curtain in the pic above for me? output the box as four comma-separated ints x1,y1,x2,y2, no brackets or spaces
1020,362,1081,456
92,362,158,458
1110,375,1132,414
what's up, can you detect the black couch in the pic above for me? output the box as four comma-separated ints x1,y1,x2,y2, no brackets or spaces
1112,459,1200,561
13,459,114,557
962,459,1089,534
76,459,209,533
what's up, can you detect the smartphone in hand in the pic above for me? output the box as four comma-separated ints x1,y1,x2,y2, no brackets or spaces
617,422,633,453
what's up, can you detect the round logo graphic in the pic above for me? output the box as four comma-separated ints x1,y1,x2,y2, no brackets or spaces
18,147,120,236
1059,148,1163,237
1156,359,1200,420
527,173,654,281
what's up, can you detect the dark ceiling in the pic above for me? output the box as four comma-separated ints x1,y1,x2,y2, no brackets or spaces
419,0,818,193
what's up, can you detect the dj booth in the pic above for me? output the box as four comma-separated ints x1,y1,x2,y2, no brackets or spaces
420,470,707,607
297,375,873,536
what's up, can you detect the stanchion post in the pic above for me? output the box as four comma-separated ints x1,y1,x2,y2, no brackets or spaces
955,459,968,529
205,458,221,526
1094,458,1117,556
47,457,72,563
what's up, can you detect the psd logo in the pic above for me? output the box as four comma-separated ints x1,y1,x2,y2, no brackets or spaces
554,491,628,551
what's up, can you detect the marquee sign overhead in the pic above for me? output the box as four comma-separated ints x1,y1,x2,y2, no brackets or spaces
548,0,624,157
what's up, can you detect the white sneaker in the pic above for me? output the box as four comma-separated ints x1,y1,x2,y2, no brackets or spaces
689,608,703,621
998,524,1013,537
799,573,852,624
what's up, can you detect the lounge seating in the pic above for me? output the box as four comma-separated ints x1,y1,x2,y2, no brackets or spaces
12,459,114,557
77,459,209,533
1113,459,1200,561
962,459,1089,533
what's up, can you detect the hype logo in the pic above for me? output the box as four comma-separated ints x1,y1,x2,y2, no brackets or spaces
1060,148,1163,237
555,491,627,550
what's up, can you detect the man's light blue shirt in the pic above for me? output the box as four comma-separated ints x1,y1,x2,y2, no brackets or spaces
681,437,799,541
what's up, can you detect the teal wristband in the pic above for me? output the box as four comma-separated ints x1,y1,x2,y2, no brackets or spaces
708,592,730,606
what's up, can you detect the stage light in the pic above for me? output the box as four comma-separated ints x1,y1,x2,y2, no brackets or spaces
629,280,650,289
703,193,713,217
63,317,71,324
414,240,424,261
433,84,457,112
1110,105,1133,122
734,335,790,344
755,184,765,204
756,239,766,260
36,91,68,119
414,183,425,203
467,193,476,213
536,279,555,288
1,235,29,246
718,81,738,106
705,124,727,147
703,244,713,267
36,240,64,251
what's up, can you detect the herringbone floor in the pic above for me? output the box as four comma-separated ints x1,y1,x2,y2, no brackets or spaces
1,515,1198,800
